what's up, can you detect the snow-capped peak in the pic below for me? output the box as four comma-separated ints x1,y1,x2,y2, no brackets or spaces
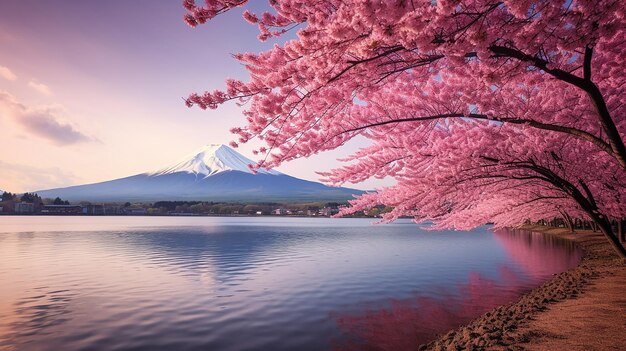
149,144,281,177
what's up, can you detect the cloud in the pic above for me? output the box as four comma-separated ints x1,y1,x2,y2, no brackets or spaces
0,65,17,81
28,79,52,96
0,160,79,193
0,91,93,145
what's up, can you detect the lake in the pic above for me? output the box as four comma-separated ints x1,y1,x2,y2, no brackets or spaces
0,216,581,351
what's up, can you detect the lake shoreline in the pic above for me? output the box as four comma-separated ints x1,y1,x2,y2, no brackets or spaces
419,225,626,351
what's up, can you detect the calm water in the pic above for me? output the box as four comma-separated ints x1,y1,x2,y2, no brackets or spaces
0,216,581,351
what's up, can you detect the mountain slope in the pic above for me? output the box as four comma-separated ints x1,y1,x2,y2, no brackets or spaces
35,144,362,202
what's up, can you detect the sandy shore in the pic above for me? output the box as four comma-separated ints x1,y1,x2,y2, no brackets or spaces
419,225,626,351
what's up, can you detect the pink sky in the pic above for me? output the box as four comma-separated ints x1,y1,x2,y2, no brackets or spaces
0,1,389,193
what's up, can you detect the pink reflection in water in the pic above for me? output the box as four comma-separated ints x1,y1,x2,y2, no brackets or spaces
332,229,581,351
493,228,582,278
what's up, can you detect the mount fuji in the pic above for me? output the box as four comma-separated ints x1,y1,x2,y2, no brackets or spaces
35,144,363,202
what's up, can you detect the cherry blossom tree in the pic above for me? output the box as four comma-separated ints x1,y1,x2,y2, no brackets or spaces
182,0,626,258
323,122,626,257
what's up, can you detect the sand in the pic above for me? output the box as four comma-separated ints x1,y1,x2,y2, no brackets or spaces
419,225,626,351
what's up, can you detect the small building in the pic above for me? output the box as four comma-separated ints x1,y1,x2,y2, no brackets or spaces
42,205,82,214
82,204,105,215
273,208,287,215
14,202,35,214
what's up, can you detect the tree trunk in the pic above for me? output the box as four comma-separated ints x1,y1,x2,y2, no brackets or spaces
566,216,574,233
592,215,626,260
584,82,626,170
562,218,571,232
565,214,575,233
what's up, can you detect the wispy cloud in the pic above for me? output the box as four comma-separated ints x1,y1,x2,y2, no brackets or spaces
0,65,17,81
28,79,52,96
0,91,94,145
0,160,79,193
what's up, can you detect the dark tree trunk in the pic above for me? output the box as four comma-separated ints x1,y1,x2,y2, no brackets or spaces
591,214,626,260
565,214,575,233
559,211,573,233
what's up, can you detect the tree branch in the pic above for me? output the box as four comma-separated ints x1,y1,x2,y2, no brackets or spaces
583,45,593,81
488,44,626,168
339,112,616,160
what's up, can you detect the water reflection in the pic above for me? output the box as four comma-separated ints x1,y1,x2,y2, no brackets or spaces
332,229,582,350
493,228,581,277
0,218,580,351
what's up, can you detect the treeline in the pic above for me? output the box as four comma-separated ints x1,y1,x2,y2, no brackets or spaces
1,192,75,214
2,192,43,203
532,217,625,240
149,201,348,215
0,192,45,212
0,192,393,218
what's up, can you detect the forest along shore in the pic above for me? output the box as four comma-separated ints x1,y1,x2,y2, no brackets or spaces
419,225,626,351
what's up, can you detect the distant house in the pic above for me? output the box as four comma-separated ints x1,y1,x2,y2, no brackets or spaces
14,202,35,214
273,208,287,215
42,205,82,214
82,204,104,215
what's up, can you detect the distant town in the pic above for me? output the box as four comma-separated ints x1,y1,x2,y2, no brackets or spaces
0,191,391,218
